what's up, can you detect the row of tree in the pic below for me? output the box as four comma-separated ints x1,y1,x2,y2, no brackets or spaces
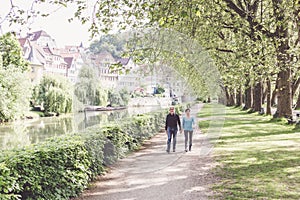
144,0,300,118
157,0,300,118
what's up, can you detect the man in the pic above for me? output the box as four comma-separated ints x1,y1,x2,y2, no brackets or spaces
165,106,182,153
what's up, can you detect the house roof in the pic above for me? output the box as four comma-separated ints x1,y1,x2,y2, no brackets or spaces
64,57,74,68
42,46,61,56
18,38,27,47
116,58,130,65
28,44,46,66
43,46,52,54
27,30,50,41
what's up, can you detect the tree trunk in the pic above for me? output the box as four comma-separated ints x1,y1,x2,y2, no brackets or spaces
292,78,300,98
252,81,262,112
295,92,300,109
236,86,243,107
225,87,235,106
230,90,235,106
225,86,231,106
266,78,272,115
262,83,267,105
276,69,292,118
244,86,253,110
207,96,211,103
218,86,227,105
271,78,278,106
273,0,293,118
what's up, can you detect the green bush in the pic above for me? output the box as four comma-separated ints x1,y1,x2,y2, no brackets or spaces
0,110,165,199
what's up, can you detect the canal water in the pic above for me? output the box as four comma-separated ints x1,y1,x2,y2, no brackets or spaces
0,106,162,151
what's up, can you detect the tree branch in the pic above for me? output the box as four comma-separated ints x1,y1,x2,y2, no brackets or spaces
216,47,235,53
222,0,275,38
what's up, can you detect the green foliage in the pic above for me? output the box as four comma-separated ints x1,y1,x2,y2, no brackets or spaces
89,34,127,58
32,75,73,115
0,32,29,72
155,85,165,94
174,104,183,115
0,67,32,122
0,33,32,122
108,89,130,107
0,110,165,199
75,66,107,106
119,89,130,106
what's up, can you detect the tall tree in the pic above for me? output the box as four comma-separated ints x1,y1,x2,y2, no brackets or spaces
75,65,107,106
0,32,29,72
32,75,73,114
0,33,31,122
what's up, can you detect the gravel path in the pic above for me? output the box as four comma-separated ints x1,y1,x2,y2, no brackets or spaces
73,104,217,200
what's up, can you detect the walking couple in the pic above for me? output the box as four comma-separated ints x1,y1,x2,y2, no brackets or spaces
165,106,195,153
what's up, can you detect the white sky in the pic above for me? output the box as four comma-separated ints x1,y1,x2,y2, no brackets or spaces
0,1,94,48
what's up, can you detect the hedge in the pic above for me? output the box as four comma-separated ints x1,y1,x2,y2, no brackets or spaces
0,110,165,200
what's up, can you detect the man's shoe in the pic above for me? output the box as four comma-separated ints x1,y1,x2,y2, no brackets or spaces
189,145,192,151
166,150,170,153
185,149,188,152
173,150,176,152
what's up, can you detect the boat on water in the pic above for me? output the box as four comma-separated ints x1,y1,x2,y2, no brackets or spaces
84,106,127,112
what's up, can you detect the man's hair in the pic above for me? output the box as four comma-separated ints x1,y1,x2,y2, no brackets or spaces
185,108,190,112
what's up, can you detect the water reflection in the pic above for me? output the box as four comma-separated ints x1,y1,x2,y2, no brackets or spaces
0,106,161,151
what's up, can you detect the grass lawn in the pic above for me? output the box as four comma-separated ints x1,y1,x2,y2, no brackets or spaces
199,103,300,199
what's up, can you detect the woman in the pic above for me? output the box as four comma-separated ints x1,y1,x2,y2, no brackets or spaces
182,108,195,152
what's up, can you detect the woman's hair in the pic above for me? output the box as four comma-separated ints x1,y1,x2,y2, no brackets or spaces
185,108,190,112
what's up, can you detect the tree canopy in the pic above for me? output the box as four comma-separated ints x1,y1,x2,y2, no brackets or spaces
0,32,31,121
89,34,127,58
32,75,73,115
74,65,107,106
3,0,300,118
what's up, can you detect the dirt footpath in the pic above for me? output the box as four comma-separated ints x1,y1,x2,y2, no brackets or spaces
74,104,217,200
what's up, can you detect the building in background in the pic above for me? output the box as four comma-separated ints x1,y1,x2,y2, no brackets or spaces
18,30,192,102
26,30,57,48
60,45,85,83
116,57,140,92
90,51,119,89
41,45,67,77
18,30,84,84
18,38,44,84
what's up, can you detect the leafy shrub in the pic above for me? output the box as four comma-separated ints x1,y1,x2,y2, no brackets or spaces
0,110,165,199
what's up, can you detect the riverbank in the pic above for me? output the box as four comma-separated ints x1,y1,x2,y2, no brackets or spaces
0,109,166,199
0,104,166,151
199,104,300,199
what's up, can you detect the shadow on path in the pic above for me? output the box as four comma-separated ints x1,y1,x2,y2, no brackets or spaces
73,104,217,200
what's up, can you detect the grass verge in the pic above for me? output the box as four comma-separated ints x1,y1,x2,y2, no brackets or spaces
199,104,300,199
